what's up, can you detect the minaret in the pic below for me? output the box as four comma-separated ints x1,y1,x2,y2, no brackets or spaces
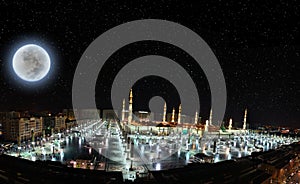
194,111,198,125
209,109,213,126
121,98,125,121
205,120,209,132
243,108,247,130
228,118,232,131
163,102,166,122
171,108,175,123
128,89,133,123
178,104,182,124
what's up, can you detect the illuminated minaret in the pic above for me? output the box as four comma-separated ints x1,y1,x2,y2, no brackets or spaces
121,98,125,121
178,104,182,124
194,111,198,125
171,108,175,123
128,89,133,123
163,103,166,122
228,118,232,131
205,120,209,132
243,108,247,130
209,109,213,126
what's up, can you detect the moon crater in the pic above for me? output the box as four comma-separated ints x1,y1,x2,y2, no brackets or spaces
12,44,51,82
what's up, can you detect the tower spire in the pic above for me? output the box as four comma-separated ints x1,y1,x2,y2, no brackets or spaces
194,111,198,125
163,102,166,123
209,109,213,126
243,108,247,130
205,120,209,132
178,104,182,124
128,89,133,123
171,108,175,123
228,118,232,131
121,98,125,121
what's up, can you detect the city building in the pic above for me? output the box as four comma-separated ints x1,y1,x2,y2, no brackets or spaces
63,109,76,121
0,111,68,142
0,121,3,140
0,111,43,143
102,109,118,120
256,146,300,183
74,109,100,120
62,109,101,130
54,113,67,132
63,109,101,121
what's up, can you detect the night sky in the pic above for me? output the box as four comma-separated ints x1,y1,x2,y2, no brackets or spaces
0,0,299,127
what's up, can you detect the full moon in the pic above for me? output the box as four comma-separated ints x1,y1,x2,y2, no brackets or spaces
12,44,51,82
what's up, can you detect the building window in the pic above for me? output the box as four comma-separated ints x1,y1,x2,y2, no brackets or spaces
25,123,29,131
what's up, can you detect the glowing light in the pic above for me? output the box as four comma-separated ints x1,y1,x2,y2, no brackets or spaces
155,163,161,170
228,153,231,160
31,156,36,161
214,154,220,163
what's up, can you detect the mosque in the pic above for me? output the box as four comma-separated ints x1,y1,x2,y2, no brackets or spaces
119,89,249,137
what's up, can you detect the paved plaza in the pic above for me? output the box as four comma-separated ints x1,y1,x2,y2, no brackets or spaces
81,119,299,172
3,119,299,181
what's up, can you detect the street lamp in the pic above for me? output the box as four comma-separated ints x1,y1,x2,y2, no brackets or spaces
52,143,55,155
32,142,35,151
18,146,21,157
